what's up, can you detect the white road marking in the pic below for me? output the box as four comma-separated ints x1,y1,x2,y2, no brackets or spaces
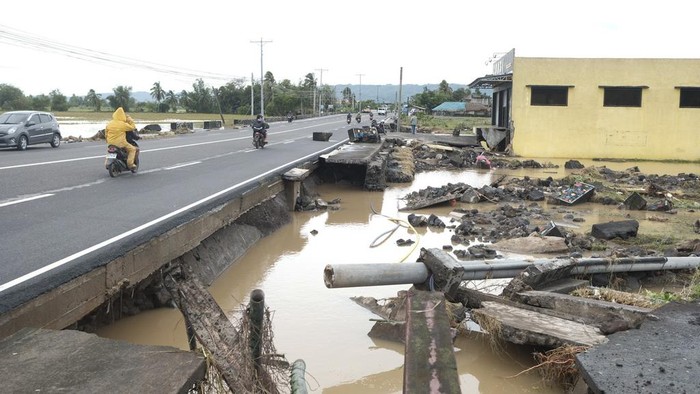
0,194,54,208
164,161,201,170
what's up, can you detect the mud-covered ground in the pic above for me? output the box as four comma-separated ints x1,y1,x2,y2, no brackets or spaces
376,136,700,293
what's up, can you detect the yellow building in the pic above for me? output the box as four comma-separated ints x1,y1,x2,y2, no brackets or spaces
471,55,700,161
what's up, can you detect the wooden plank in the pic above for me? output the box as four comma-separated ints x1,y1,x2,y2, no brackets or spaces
472,301,607,347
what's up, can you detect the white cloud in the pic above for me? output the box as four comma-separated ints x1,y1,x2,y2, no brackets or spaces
1,0,697,96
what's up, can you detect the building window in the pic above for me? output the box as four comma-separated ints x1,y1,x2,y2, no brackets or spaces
679,87,700,108
530,86,569,106
603,87,643,107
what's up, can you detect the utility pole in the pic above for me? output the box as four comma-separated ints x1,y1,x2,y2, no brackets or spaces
250,38,272,117
398,67,403,132
356,73,364,112
315,68,328,116
250,73,254,116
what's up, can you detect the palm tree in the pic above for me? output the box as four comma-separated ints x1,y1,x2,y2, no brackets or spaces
85,89,102,111
165,90,178,113
151,82,166,112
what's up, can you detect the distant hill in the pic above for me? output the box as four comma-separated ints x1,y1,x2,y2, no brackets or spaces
107,84,492,104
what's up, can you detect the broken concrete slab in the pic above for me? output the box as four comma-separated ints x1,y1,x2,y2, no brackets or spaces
576,301,700,394
514,290,652,334
493,235,569,254
472,301,608,347
0,328,205,393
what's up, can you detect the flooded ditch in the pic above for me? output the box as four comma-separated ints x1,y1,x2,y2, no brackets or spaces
96,158,700,393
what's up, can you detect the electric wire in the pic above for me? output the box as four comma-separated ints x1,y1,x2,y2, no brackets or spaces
368,203,420,263
0,24,243,82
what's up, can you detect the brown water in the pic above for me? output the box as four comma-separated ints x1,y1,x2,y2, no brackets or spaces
97,158,700,393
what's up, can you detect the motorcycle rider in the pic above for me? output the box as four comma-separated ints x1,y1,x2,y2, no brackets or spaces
251,114,269,143
355,112,361,123
105,107,139,170
346,112,352,123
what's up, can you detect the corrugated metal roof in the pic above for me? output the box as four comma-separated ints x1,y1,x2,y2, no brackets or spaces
432,102,466,112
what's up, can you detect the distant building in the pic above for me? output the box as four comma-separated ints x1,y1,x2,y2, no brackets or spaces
432,101,490,116
470,53,700,160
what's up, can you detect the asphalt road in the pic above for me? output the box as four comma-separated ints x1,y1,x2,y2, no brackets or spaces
0,114,356,311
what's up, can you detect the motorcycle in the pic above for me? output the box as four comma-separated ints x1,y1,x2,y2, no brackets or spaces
287,114,293,123
346,115,352,124
355,115,361,124
252,124,269,149
106,130,140,177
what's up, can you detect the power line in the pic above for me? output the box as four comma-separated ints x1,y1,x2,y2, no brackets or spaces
0,24,244,82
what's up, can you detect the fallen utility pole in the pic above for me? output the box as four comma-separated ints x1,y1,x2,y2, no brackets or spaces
324,256,700,288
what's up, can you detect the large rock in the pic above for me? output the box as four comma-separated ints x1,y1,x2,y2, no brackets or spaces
591,220,639,240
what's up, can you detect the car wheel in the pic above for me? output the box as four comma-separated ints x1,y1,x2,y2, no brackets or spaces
16,135,28,151
50,134,61,148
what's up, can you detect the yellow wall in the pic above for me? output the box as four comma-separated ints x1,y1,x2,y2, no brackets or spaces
511,58,700,161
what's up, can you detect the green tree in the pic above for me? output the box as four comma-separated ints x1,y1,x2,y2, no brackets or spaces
150,81,166,112
182,79,215,113
165,90,178,113
85,89,102,111
30,95,51,110
452,88,471,102
49,89,69,111
342,86,353,105
217,78,247,114
0,84,29,110
107,86,133,111
438,80,452,95
263,71,276,106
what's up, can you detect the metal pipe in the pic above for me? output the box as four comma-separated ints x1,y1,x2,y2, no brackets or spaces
324,257,700,288
248,289,265,370
290,359,308,394
324,263,429,289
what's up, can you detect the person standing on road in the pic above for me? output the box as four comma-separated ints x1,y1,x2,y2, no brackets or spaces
105,107,139,170
410,113,417,134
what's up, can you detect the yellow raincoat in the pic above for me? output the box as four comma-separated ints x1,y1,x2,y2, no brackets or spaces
106,107,138,169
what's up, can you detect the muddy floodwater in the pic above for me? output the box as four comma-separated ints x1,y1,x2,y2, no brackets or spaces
97,158,700,393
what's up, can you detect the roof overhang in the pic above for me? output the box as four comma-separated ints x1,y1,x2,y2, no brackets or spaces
468,73,512,89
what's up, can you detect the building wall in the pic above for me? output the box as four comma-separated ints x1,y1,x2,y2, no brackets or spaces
511,58,700,160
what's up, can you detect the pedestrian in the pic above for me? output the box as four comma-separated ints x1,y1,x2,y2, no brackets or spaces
410,113,417,134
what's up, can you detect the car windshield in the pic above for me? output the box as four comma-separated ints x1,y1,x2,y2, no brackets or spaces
0,113,29,124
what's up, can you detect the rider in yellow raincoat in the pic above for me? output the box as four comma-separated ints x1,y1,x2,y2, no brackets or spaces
106,107,138,170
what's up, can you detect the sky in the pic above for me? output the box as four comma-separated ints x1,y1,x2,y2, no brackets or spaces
1,0,698,97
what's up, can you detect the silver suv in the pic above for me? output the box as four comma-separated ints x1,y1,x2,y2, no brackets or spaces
0,110,62,150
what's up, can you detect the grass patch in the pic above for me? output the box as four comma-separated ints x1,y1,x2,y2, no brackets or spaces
408,115,490,134
55,111,251,125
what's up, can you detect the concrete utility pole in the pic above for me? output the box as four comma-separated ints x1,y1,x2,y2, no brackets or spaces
250,38,272,117
398,67,403,131
250,73,254,116
356,73,364,111
315,68,328,116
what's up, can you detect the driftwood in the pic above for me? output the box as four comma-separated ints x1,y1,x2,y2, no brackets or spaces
164,265,279,394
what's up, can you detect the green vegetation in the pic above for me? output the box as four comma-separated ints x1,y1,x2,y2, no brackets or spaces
409,114,489,134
